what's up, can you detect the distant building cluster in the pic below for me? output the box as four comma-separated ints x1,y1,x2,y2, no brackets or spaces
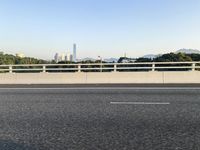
16,53,25,58
54,44,77,63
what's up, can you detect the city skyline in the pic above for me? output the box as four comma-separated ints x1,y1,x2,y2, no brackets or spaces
1,47,200,62
54,44,76,62
1,0,200,59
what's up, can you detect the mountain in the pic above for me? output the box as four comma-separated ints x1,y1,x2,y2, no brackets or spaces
143,54,157,59
176,49,200,54
80,57,96,61
79,57,118,62
103,58,118,63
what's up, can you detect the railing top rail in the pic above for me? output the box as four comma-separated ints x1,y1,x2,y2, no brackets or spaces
0,61,200,67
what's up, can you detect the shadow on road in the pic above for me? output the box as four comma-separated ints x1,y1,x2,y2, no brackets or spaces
0,140,35,150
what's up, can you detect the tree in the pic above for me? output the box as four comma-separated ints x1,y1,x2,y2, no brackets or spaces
153,53,192,62
0,53,48,65
135,57,152,62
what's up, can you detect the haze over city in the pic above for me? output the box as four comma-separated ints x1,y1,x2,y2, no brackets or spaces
1,0,200,59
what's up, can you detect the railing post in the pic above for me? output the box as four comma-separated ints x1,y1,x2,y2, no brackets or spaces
152,63,155,71
9,65,12,73
43,65,46,73
192,63,196,71
78,65,81,72
114,64,117,72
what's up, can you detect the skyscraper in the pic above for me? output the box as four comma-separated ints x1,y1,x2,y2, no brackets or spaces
73,44,77,62
54,53,59,63
60,53,66,61
66,53,73,62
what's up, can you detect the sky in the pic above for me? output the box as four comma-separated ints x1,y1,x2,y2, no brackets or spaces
0,0,200,60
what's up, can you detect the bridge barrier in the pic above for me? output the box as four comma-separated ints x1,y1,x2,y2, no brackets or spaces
0,62,199,84
0,71,199,84
0,61,199,73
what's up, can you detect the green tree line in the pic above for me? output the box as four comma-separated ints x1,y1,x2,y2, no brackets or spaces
0,53,49,65
136,53,200,62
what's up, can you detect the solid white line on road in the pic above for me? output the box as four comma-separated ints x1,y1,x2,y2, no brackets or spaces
110,102,170,105
0,87,200,90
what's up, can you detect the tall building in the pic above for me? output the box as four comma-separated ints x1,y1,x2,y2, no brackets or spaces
73,44,77,62
60,53,66,61
54,53,59,63
66,53,73,61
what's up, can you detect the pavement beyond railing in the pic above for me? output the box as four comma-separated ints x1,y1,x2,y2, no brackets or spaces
0,62,200,73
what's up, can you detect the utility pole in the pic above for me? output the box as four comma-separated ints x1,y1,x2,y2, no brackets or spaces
98,56,102,72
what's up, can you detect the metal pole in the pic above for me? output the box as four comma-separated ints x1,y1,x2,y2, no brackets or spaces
101,59,102,72
152,63,155,71
9,65,12,73
192,63,195,71
43,65,46,73
78,65,81,72
114,64,117,72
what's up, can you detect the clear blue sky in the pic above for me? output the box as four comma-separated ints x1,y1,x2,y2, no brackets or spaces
0,0,200,59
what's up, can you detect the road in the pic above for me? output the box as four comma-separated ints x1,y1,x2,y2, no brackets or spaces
0,85,200,150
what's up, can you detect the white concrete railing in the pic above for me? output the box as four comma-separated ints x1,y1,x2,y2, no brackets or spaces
0,62,200,73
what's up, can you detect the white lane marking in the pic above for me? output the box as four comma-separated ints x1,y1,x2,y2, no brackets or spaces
0,87,199,90
110,102,170,105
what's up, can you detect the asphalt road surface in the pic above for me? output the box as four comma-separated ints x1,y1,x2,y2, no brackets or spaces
0,85,200,150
